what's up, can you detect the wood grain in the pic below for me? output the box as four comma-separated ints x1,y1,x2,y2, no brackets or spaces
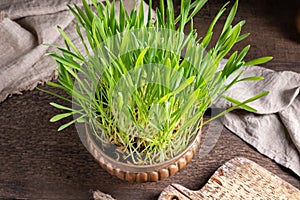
159,157,300,200
0,0,300,199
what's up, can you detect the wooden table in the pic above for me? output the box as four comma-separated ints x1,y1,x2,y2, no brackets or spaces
1,0,299,199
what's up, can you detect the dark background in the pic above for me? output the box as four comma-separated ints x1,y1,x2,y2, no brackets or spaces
1,0,300,199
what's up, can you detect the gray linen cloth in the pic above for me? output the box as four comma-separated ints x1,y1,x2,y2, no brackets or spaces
0,0,299,178
215,59,300,177
0,0,148,101
0,0,83,101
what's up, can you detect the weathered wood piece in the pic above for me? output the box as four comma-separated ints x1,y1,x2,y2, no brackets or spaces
159,157,300,200
93,190,115,200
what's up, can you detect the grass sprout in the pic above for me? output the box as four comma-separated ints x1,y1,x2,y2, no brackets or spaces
45,0,272,165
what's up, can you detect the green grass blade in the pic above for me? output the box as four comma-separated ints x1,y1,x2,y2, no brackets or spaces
46,81,66,90
159,0,165,24
147,0,153,27
137,0,144,28
244,56,273,66
166,0,175,29
221,0,238,35
50,102,74,112
67,4,85,26
74,3,92,28
57,115,86,131
238,76,264,82
82,0,94,22
203,91,269,125
187,0,207,22
135,48,148,68
57,26,84,59
50,112,74,122
119,0,126,31
37,87,73,104
222,95,257,112
236,33,250,43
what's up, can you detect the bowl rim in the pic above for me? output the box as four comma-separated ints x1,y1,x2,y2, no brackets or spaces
85,119,202,173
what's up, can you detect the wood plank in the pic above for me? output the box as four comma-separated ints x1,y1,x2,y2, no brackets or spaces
159,158,300,200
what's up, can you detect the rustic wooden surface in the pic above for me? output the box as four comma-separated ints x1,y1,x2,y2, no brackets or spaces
0,0,300,199
158,157,300,200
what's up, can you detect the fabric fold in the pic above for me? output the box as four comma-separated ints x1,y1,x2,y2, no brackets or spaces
0,0,82,19
0,0,148,102
216,65,300,177
0,8,75,101
0,17,36,67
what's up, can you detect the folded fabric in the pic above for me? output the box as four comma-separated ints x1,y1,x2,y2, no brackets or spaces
0,0,83,20
0,0,152,102
0,0,84,101
214,61,300,177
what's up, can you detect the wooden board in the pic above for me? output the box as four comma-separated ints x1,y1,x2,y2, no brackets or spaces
159,157,300,200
